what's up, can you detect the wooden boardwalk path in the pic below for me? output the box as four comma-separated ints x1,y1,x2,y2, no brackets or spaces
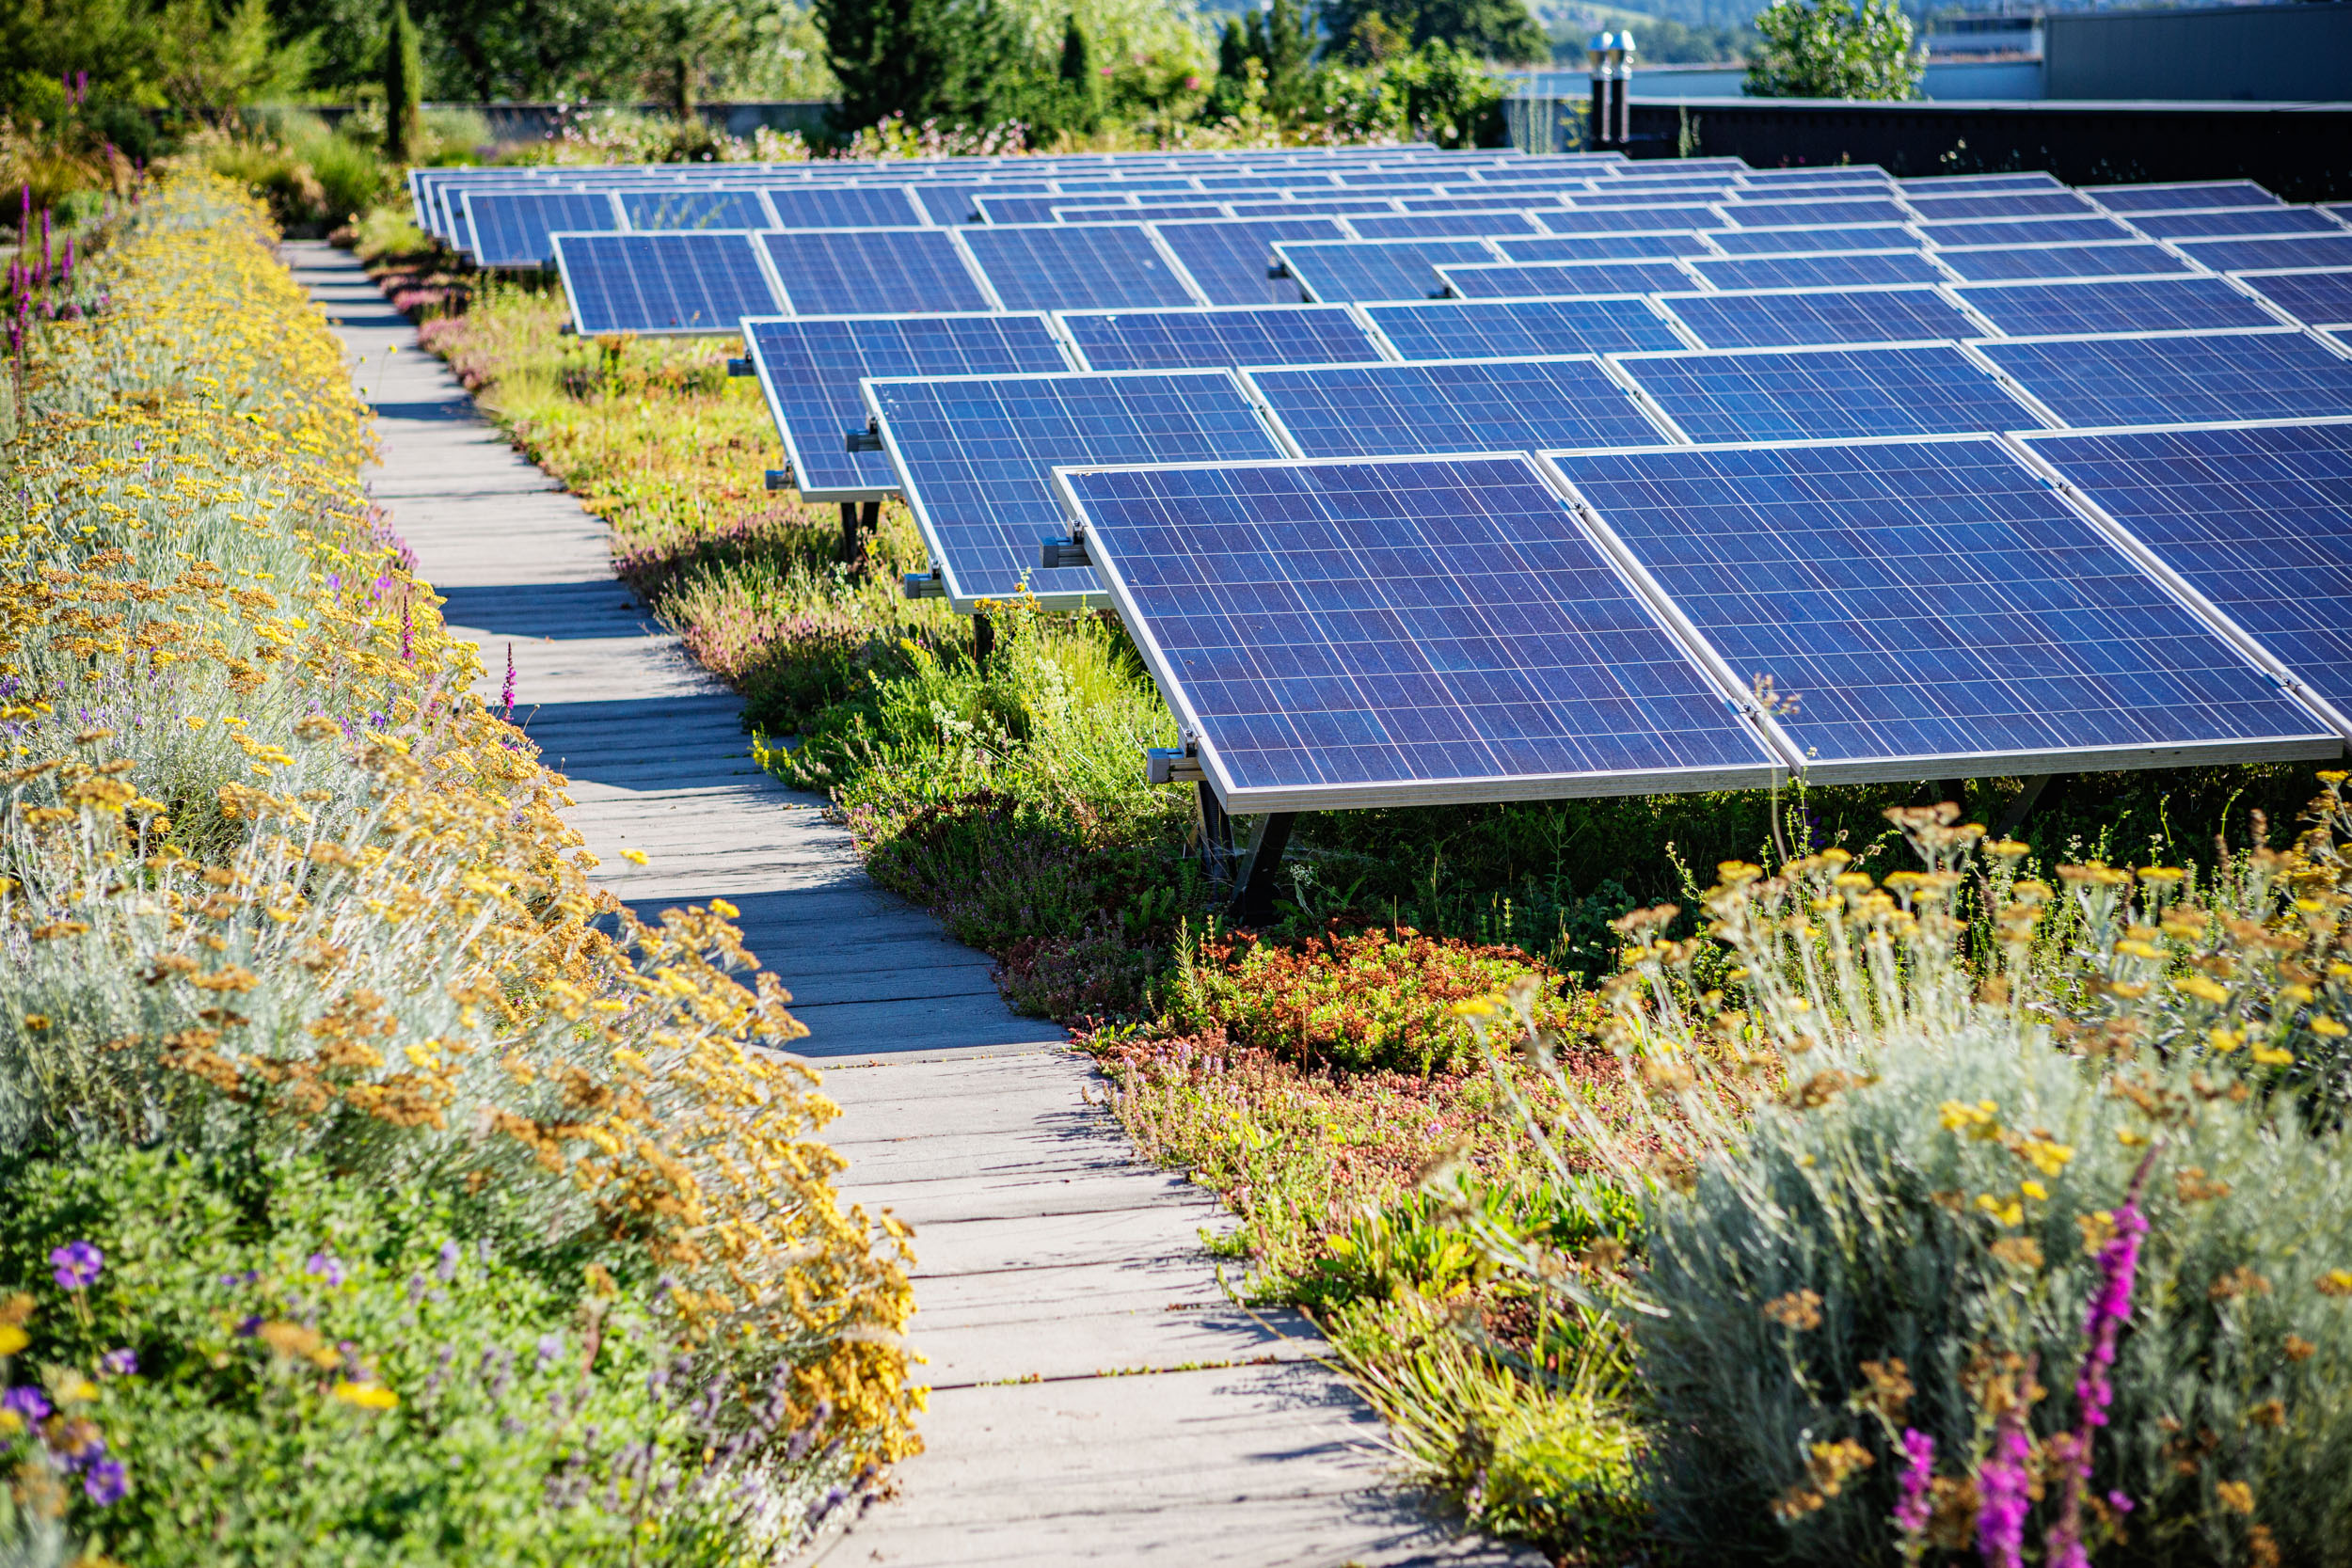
290,241,1530,1567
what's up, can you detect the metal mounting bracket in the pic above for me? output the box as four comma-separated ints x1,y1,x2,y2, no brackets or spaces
763,467,793,492
725,356,755,377
1039,534,1090,570
902,568,946,600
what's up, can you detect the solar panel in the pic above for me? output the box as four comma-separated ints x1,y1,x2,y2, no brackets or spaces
1274,238,1499,303
1576,188,1735,209
1973,329,2352,427
1901,191,2098,223
1931,241,2195,283
1344,211,1546,241
868,369,1285,610
1054,453,1782,811
1438,259,1697,298
463,190,620,268
1703,223,1918,256
1225,198,1403,218
2091,181,2282,214
1246,356,1666,458
2172,234,2352,273
1540,205,1724,234
2231,270,2352,329
959,224,1202,311
914,182,1046,224
1056,305,1385,371
757,228,994,314
1494,231,1715,261
1690,250,1951,291
1077,203,1232,224
743,312,1070,500
618,190,772,230
1723,198,1912,228
1658,285,1984,350
2019,420,2352,722
2131,207,2346,241
1612,343,2050,444
1919,215,2139,247
761,185,925,228
977,194,1112,225
1548,437,2331,777
1897,173,2066,195
552,231,781,336
1362,297,1689,359
1953,276,2283,336
1152,217,1346,305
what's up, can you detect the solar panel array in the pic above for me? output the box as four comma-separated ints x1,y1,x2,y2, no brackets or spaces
438,148,2352,811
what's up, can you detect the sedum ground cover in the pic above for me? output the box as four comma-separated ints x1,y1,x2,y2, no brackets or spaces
396,219,2351,1564
0,176,919,1566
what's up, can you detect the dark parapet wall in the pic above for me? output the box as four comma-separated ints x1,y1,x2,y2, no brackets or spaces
1629,98,2352,202
2044,4,2352,103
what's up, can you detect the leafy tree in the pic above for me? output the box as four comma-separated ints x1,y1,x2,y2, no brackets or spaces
1056,12,1101,134
1204,0,1314,120
1743,0,1920,99
381,0,422,161
817,0,1036,133
1325,0,1546,65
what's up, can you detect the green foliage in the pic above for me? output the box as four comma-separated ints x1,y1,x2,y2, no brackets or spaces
1325,0,1548,65
1056,12,1103,134
1744,0,1921,100
818,0,1034,137
382,0,423,163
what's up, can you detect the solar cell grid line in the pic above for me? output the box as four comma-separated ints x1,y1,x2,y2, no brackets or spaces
959,222,1206,312
551,231,783,337
756,228,998,315
1062,203,1235,224
1701,223,1919,256
1721,198,1914,229
1542,435,2338,780
1536,205,1726,234
977,194,1120,225
741,311,1071,501
1493,231,1720,262
1152,216,1349,306
1689,249,1956,292
1572,188,1739,208
2090,181,2284,214
1054,304,1389,372
1051,452,1784,812
1342,210,1549,241
616,189,774,231
1894,172,2066,194
1655,284,1988,351
2173,234,2352,273
2231,269,2352,329
1273,238,1502,304
1241,356,1672,459
448,182,568,251
1225,198,1407,217
1437,259,1702,299
1899,190,2100,223
1607,341,2057,446
1931,241,2199,283
1971,327,2352,428
913,182,1048,225
1951,275,2289,338
1360,296,1693,360
2012,419,2352,732
756,185,929,228
867,367,1287,610
1917,214,2140,248
462,190,623,269
2129,207,2348,241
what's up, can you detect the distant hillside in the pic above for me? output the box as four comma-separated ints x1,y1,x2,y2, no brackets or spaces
1540,1,1755,61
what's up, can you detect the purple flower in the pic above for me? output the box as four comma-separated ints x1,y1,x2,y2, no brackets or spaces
1977,1406,2032,1568
1893,1427,1934,1537
306,1253,346,1287
235,1316,262,1338
437,1241,460,1281
81,1454,127,1505
2048,1180,2153,1566
501,643,516,719
99,1348,136,1376
535,1333,564,1371
50,1242,103,1290
2,1386,51,1424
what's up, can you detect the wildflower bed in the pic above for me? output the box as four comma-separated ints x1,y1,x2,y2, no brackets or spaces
0,176,917,1566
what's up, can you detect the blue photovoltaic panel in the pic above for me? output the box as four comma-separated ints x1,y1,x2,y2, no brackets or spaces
1539,206,1723,234
1576,188,1735,208
1550,438,2328,772
1438,259,1694,298
1079,203,1231,223
1345,211,1545,240
1363,298,1685,359
463,191,618,268
2092,181,2282,214
757,229,992,314
1660,286,1981,350
2022,421,2352,714
869,370,1283,607
960,224,1200,311
1058,454,1779,809
2131,207,2345,240
1248,357,1665,458
1920,215,2138,247
913,183,1046,224
1975,330,2352,427
1690,250,1949,291
1704,224,1918,256
2233,270,2352,328
1401,192,1580,213
1901,191,2097,222
2173,234,2352,273
1058,305,1384,371
1932,242,2194,282
977,195,1111,224
1897,173,2066,195
1495,231,1714,262
1275,238,1497,303
1227,198,1403,218
1723,198,1912,228
1153,217,1345,305
1954,276,2281,336
744,313,1069,499
761,186,923,228
619,189,771,231
1614,344,2043,443
555,232,779,336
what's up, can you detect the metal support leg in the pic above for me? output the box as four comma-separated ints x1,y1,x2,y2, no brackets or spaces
838,502,859,570
1994,775,2066,839
1195,780,1234,880
973,611,995,665
1226,813,1297,927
